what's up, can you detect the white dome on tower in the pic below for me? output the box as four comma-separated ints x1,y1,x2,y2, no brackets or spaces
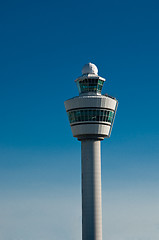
82,63,98,75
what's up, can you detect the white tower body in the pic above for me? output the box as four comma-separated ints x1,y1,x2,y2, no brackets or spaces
64,63,118,240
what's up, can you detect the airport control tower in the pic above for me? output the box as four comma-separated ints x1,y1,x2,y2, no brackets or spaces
64,63,118,240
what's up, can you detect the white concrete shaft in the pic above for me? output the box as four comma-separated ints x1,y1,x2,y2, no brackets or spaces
81,140,102,240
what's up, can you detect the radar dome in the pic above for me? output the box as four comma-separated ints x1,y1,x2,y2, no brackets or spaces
82,63,98,75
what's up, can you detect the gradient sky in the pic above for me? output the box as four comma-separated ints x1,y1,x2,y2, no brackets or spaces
0,0,159,239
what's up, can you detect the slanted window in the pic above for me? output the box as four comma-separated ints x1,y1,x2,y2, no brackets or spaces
68,109,114,124
76,78,104,94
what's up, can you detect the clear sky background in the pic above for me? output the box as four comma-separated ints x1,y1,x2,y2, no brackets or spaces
0,0,159,239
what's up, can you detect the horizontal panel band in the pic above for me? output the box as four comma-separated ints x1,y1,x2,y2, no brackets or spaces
66,106,115,113
70,122,111,127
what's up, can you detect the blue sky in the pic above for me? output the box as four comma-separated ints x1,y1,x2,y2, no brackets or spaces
0,0,159,239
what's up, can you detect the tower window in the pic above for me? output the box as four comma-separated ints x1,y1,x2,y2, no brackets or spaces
67,109,114,124
76,79,104,94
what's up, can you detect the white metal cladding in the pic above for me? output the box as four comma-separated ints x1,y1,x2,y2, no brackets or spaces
64,95,117,112
71,124,110,138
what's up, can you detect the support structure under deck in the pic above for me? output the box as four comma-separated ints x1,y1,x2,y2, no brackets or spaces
81,139,102,240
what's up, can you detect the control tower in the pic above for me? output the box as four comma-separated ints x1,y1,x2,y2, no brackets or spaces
64,63,118,240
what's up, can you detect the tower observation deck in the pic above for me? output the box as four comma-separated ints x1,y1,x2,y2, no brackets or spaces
64,63,118,240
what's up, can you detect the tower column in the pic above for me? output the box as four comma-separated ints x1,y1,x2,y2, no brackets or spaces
81,139,102,240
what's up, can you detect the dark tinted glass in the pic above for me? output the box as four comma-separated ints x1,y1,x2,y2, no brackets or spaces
77,79,104,93
68,109,114,124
